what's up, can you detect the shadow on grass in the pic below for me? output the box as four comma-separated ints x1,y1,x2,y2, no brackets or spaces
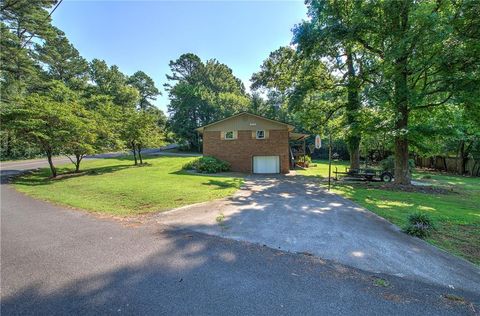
202,179,242,190
170,169,246,178
168,169,244,190
13,163,135,187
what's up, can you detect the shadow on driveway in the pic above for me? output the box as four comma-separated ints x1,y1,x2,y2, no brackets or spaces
156,175,480,294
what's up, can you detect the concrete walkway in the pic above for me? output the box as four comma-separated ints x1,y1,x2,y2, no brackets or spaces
156,175,480,294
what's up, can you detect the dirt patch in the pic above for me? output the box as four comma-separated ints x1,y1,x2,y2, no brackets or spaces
377,183,456,195
52,171,87,180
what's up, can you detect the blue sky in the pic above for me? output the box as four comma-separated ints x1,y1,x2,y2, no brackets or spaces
52,0,307,112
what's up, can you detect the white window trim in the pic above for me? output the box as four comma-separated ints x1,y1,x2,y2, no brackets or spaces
256,130,266,139
224,131,235,140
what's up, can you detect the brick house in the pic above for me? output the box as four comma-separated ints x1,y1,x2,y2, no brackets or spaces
196,112,307,174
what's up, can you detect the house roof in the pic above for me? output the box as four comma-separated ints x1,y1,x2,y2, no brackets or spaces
195,112,295,133
289,132,309,141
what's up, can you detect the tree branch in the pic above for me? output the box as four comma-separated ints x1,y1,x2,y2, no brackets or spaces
355,37,384,59
412,92,453,110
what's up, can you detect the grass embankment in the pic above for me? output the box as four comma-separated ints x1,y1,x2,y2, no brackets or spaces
14,156,242,216
298,160,480,265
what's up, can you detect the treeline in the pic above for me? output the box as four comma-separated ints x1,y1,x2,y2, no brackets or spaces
2,1,479,185
1,1,165,176
250,0,480,183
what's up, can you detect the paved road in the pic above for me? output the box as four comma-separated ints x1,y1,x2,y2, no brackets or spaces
157,176,480,294
1,160,479,315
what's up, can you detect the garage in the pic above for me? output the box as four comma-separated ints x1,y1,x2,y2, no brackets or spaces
253,156,280,174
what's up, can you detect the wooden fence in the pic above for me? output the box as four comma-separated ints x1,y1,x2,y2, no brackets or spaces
415,156,480,176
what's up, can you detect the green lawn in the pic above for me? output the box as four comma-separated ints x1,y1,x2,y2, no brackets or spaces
14,156,243,216
298,160,480,265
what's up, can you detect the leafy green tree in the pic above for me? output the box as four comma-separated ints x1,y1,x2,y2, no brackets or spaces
127,71,161,110
120,109,163,165
165,53,249,149
88,59,139,109
342,0,479,184
63,106,99,173
293,0,373,169
251,46,346,145
1,82,80,177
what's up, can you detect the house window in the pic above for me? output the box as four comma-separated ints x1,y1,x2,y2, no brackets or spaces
256,130,265,139
225,131,235,140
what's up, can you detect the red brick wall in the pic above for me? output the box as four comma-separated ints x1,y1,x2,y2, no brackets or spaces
203,130,290,173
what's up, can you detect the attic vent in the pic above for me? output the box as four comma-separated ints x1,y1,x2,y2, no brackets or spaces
249,123,257,126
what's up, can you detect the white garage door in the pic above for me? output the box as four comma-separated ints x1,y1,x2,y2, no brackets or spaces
253,156,280,174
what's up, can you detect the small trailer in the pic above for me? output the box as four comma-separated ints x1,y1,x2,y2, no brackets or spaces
333,167,393,182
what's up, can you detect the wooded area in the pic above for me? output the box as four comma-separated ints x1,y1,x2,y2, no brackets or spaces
1,0,479,185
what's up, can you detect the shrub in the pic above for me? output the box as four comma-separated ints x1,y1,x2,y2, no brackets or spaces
298,155,312,167
403,212,435,238
183,156,230,173
380,155,415,172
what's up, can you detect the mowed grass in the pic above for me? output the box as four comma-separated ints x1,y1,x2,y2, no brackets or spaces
13,156,243,216
298,160,480,265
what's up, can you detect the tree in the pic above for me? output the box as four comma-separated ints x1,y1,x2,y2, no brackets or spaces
293,0,374,169
342,0,479,184
1,82,80,177
127,71,161,110
120,109,164,165
0,0,57,96
34,27,89,90
63,106,99,173
165,53,249,149
251,46,346,143
88,59,139,109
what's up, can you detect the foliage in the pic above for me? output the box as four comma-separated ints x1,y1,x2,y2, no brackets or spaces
127,71,161,110
298,155,312,167
183,156,230,173
165,53,250,149
0,82,83,176
403,212,436,239
119,108,164,165
288,0,480,184
34,26,89,90
0,1,167,174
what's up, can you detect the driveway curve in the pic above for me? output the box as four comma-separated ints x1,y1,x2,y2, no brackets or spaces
157,175,480,294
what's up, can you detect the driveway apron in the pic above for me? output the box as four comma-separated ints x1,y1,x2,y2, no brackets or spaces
157,175,480,294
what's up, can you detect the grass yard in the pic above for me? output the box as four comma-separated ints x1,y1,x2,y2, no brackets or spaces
13,156,243,216
298,160,480,265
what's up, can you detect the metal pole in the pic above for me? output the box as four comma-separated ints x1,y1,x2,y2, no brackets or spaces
328,134,332,191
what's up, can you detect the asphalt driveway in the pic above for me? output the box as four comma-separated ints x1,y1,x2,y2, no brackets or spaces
157,175,480,294
1,160,479,314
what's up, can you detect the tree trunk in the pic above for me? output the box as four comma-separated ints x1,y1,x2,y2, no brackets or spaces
456,140,466,175
345,48,361,170
393,60,411,184
349,146,360,170
46,150,57,178
131,142,138,165
137,145,143,164
391,1,412,185
5,131,12,158
74,153,82,173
